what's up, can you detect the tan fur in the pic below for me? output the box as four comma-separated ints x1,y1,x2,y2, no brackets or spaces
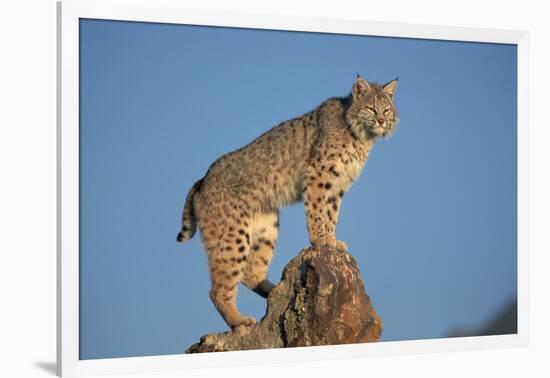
177,76,399,330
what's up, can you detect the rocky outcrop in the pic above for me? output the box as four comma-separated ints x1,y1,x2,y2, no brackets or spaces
186,246,382,353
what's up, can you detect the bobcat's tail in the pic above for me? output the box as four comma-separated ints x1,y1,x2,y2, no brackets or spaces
176,178,203,243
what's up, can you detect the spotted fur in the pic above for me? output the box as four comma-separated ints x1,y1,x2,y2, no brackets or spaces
177,76,399,330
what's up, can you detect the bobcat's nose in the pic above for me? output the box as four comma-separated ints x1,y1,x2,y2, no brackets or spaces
377,118,385,125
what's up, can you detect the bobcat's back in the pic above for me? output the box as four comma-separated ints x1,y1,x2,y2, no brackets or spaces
201,110,321,211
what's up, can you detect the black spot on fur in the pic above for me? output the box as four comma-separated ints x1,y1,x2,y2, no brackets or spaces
238,246,246,253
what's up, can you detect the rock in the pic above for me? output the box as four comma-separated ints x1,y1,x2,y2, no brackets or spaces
186,246,382,353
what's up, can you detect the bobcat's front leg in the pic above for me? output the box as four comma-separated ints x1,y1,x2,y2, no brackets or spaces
303,163,348,252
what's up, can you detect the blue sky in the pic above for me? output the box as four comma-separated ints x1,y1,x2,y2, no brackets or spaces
79,19,517,359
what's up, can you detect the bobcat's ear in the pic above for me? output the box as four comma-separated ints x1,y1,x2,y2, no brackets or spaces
352,76,371,99
383,77,398,99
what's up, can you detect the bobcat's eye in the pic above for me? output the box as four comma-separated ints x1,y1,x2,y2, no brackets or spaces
365,107,376,114
384,108,392,114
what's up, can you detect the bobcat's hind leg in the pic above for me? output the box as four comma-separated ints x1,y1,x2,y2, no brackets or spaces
242,212,279,298
197,199,256,330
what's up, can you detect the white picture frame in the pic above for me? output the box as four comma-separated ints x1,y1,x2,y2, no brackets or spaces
57,0,529,376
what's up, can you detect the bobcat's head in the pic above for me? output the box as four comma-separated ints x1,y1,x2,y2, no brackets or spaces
345,75,399,139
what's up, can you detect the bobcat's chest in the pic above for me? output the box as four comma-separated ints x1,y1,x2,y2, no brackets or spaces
343,157,366,183
339,142,372,187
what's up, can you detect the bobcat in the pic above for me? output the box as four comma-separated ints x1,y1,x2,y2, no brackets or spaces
177,75,399,330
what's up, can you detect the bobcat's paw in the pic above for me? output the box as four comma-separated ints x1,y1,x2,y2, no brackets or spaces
311,238,348,252
333,240,348,252
231,316,257,332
